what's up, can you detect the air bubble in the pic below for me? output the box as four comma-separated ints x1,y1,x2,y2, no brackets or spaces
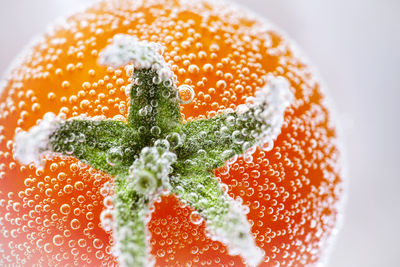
60,204,71,215
53,235,64,246
150,126,161,136
189,211,203,225
70,219,81,230
177,85,195,104
93,239,103,249
106,147,123,166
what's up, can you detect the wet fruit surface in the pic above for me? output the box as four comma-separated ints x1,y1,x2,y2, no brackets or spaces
0,0,343,266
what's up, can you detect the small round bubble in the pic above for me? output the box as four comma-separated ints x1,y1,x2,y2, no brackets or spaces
177,85,195,104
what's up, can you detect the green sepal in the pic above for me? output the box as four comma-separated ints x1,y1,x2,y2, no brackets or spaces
170,167,262,263
129,69,182,145
176,110,266,171
170,169,227,215
114,174,149,267
49,119,139,176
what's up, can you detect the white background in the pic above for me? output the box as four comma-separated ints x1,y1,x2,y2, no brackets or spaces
0,0,399,266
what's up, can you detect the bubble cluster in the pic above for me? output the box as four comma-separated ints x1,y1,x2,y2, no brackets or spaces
0,0,343,266
206,195,264,266
99,34,174,82
100,182,115,233
240,74,293,149
129,146,176,197
14,112,62,167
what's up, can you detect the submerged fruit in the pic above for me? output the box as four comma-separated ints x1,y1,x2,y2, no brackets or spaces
0,0,343,266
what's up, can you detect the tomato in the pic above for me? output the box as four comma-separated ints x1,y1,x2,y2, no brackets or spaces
0,0,343,266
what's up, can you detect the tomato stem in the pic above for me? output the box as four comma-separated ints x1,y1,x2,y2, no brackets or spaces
14,34,294,267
